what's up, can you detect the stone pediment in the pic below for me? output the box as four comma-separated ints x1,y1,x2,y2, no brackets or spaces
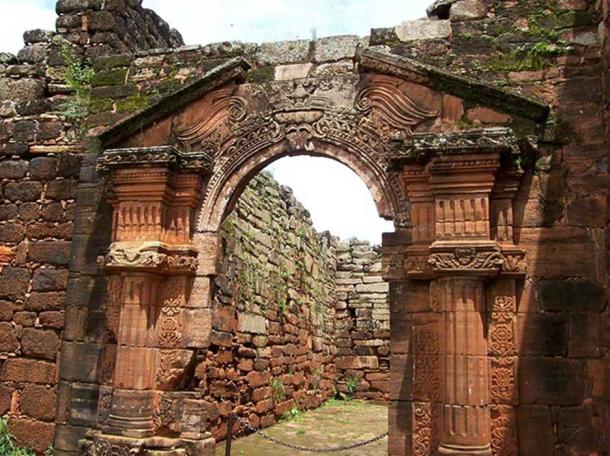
97,48,550,152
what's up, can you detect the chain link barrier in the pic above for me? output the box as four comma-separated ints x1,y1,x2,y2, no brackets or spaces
235,416,388,453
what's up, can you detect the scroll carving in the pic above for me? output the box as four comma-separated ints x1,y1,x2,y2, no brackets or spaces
428,248,504,272
102,244,198,274
356,76,440,141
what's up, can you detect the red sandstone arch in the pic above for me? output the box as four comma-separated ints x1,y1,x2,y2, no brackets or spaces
197,139,400,234
73,51,551,456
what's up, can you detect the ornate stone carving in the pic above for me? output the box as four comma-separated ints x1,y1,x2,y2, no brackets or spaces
106,276,123,339
428,247,504,273
152,393,175,430
489,322,516,357
392,128,518,163
491,406,518,456
414,355,441,401
98,146,212,174
413,402,433,456
156,350,193,390
102,244,198,274
158,316,183,348
501,250,527,275
97,386,113,424
83,438,144,456
356,76,439,142
172,86,247,153
490,358,516,404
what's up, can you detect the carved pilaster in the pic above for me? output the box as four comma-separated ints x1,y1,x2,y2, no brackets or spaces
390,129,529,455
94,146,212,449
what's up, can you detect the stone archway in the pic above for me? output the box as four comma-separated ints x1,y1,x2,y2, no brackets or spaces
72,50,545,456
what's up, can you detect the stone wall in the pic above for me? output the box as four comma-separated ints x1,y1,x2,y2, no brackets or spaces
55,0,183,58
334,240,390,401
371,1,610,453
0,0,608,454
201,172,339,441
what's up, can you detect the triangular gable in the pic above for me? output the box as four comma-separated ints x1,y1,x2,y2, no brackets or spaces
98,57,251,148
359,48,550,123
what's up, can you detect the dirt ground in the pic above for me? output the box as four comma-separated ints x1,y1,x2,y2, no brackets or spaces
215,399,388,456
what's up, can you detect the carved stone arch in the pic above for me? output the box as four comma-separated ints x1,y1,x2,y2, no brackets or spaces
81,51,552,456
196,137,407,234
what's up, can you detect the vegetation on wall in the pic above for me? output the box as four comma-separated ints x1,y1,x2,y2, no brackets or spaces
57,41,94,121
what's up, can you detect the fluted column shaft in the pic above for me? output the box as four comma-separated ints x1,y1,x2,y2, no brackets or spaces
437,277,491,455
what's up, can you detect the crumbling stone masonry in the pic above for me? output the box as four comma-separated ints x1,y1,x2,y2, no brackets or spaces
334,240,390,401
0,0,609,455
207,171,339,441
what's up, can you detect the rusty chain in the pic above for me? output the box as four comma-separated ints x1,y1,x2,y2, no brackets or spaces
235,415,388,453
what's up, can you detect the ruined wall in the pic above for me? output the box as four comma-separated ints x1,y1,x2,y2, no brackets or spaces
201,172,338,441
334,240,390,401
0,3,183,450
0,0,608,454
55,0,183,58
372,1,609,453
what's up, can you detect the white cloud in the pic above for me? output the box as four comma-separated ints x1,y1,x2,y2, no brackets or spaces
266,157,394,244
0,0,56,54
142,0,428,44
0,0,431,243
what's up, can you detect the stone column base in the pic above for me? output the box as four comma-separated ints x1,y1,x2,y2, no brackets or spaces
438,443,492,456
80,432,215,456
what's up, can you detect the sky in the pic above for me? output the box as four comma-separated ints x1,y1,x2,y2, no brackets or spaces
0,0,430,243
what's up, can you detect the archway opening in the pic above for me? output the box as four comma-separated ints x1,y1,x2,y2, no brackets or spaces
198,154,394,452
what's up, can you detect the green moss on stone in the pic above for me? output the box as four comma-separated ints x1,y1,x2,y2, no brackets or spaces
89,97,114,114
93,54,133,72
116,94,150,113
92,68,128,88
247,65,275,83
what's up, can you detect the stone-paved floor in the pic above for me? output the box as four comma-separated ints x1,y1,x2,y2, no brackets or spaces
216,400,388,456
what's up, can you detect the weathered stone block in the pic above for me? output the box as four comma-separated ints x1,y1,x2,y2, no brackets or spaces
68,383,99,426
449,0,487,21
59,342,102,382
32,268,68,291
20,384,57,421
8,418,55,453
0,223,26,243
4,181,43,202
30,157,58,180
393,19,451,42
517,313,568,356
314,35,359,63
0,322,18,352
0,267,30,299
274,63,313,81
569,312,600,357
256,40,310,65
28,241,71,265
336,355,379,370
519,357,585,405
537,279,604,312
0,160,27,179
22,328,61,360
0,358,56,383
518,405,554,456
237,313,267,335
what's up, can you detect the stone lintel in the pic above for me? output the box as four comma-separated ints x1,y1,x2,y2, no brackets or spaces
98,146,213,175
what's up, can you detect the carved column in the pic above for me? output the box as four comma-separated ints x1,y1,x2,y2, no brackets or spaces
397,129,527,456
87,147,215,455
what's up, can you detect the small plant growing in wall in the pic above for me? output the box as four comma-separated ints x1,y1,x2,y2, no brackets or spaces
337,375,359,401
57,40,94,122
270,378,286,403
0,417,54,456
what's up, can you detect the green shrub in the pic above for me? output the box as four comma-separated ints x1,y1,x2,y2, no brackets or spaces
0,417,36,456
